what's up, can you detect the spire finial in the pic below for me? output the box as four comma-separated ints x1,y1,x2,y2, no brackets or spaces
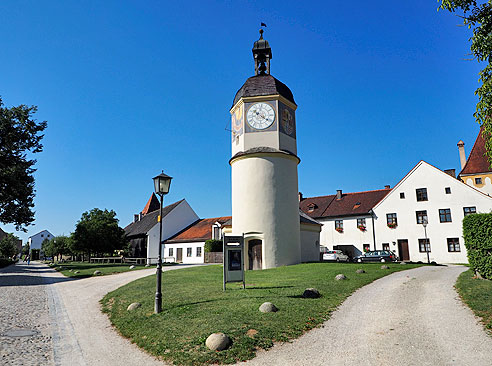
252,24,272,75
259,28,264,39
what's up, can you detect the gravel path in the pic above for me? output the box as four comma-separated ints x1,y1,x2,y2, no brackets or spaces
238,265,492,366
0,262,56,366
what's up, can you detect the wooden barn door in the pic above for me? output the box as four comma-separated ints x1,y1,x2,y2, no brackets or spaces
248,240,262,270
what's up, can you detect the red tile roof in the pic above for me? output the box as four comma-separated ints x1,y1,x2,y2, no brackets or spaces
165,216,232,243
300,189,391,218
141,193,160,215
460,126,492,175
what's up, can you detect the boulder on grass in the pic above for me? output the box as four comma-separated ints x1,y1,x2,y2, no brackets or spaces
127,302,141,311
302,288,321,298
93,270,102,275
129,265,135,269
335,274,346,280
356,269,365,274
400,262,407,265
381,265,389,270
145,264,151,267
205,333,232,351
74,270,80,274
259,302,278,313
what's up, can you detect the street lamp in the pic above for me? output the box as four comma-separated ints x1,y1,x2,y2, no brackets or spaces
152,171,173,314
422,218,430,264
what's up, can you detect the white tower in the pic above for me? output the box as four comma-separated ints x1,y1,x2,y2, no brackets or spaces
230,29,301,270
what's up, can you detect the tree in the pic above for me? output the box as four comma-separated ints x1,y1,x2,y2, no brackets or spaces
42,235,72,261
439,1,492,166
0,233,19,258
0,97,47,231
72,208,126,258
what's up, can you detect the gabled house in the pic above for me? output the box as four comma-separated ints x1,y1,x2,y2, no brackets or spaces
28,230,54,259
458,127,492,195
300,188,391,258
124,195,199,263
373,160,492,263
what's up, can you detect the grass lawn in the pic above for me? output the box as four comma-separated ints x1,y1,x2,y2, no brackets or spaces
455,268,492,334
50,261,155,278
101,262,423,365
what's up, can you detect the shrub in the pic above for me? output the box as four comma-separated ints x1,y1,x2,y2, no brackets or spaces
204,239,222,253
463,213,492,279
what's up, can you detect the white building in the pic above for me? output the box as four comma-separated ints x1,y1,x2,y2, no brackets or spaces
301,161,492,264
373,160,492,263
124,195,199,264
28,230,54,259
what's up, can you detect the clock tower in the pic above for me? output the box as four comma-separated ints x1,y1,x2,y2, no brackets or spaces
230,29,301,270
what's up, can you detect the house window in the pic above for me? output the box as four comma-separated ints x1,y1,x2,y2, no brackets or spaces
447,238,460,252
196,247,202,257
169,248,173,257
307,203,317,212
439,209,452,223
187,248,192,257
400,192,405,199
357,218,366,227
419,238,431,252
463,206,477,216
363,244,370,252
386,213,397,226
382,243,390,251
335,220,343,229
416,210,428,224
445,187,451,194
416,188,428,201
475,177,483,185
41,234,44,238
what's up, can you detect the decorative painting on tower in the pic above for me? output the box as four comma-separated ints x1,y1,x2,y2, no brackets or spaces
231,104,243,142
279,102,296,138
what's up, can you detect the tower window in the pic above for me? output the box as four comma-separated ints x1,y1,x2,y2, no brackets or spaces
400,192,405,199
475,177,483,185
445,187,451,194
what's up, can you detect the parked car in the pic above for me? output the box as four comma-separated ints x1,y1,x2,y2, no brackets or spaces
353,250,398,263
323,250,350,262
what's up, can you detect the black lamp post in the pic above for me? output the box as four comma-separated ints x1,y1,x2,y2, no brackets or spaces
422,218,430,264
152,171,173,314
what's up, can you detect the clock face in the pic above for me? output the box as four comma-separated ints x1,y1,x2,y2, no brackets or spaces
246,102,275,130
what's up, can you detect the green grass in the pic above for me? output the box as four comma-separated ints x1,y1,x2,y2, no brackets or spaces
101,262,423,365
456,268,492,334
50,261,155,278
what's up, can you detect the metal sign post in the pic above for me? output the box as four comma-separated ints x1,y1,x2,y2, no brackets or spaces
223,234,245,291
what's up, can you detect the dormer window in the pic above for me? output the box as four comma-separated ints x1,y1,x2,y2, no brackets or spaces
307,203,317,212
353,202,361,210
212,225,221,240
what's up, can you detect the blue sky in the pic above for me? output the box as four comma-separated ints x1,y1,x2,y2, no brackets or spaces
0,0,482,242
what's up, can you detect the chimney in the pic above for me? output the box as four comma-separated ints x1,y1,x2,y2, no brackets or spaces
139,213,143,221
298,192,304,202
444,169,456,178
457,140,466,170
384,185,390,189
134,214,139,223
336,189,342,200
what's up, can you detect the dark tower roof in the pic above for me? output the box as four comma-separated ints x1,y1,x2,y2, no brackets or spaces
233,28,295,107
233,74,295,106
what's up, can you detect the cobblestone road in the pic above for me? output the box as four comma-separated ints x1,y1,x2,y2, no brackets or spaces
0,262,61,366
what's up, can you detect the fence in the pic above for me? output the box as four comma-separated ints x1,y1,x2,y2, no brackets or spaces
205,252,223,263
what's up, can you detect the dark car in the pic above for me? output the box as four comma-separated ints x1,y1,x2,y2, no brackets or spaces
353,250,398,263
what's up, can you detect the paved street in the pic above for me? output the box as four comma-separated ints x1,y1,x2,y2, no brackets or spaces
1,263,492,366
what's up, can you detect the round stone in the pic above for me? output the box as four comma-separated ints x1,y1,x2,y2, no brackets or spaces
129,265,135,269
205,332,232,351
400,262,407,265
74,270,80,274
356,269,365,274
145,264,150,267
259,302,278,313
302,288,321,298
381,265,389,269
127,302,142,311
93,270,102,275
335,274,346,280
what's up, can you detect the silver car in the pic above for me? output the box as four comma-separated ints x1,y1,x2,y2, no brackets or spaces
323,250,349,262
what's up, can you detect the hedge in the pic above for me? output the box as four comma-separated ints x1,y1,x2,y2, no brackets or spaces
204,239,222,253
0,258,15,269
463,213,492,279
